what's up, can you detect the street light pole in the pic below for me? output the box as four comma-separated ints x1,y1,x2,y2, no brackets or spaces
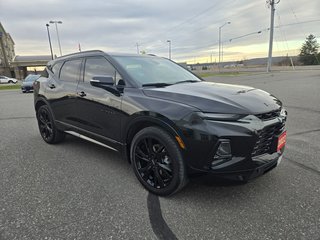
218,22,231,69
46,24,54,60
49,20,63,56
222,42,224,63
219,27,221,65
167,40,171,60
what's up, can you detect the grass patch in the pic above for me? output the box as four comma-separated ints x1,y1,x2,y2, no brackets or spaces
0,84,21,90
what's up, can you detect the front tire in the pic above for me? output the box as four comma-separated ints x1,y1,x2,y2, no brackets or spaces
36,105,65,144
130,127,187,196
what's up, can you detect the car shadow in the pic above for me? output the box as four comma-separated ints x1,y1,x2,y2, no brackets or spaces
190,174,247,187
57,135,273,200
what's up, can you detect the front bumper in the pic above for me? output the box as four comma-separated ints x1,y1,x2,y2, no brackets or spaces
21,85,34,92
178,112,286,178
206,150,283,181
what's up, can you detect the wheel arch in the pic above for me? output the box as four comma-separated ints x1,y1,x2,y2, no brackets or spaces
124,112,186,163
34,97,50,112
34,97,58,122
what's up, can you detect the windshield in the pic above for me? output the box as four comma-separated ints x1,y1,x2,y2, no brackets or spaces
113,56,201,86
24,75,40,82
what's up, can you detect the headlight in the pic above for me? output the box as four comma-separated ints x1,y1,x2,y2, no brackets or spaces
199,112,246,121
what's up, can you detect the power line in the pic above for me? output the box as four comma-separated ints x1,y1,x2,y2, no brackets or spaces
275,19,320,28
276,12,290,53
289,4,299,23
209,18,319,47
229,31,262,42
147,18,320,61
140,0,237,46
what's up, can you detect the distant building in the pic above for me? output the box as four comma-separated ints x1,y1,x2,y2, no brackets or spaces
0,22,15,77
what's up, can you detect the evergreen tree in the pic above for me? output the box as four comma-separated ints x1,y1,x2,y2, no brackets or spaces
299,34,319,65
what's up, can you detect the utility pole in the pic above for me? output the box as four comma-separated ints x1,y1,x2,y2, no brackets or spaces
267,0,280,72
136,43,140,54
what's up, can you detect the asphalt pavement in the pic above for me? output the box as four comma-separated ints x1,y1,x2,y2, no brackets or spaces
0,70,319,240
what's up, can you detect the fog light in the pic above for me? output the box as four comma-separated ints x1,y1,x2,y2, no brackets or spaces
213,140,232,161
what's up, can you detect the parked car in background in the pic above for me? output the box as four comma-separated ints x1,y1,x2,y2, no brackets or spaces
0,75,18,84
21,74,41,93
33,50,287,196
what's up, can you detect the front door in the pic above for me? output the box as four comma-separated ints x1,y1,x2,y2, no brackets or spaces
75,56,124,145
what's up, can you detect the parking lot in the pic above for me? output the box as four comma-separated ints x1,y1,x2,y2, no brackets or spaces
0,70,319,239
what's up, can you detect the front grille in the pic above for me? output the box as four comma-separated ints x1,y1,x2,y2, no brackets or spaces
255,109,281,121
251,122,285,157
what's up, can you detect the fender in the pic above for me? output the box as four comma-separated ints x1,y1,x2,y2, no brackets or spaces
35,96,50,110
121,111,188,163
34,96,57,120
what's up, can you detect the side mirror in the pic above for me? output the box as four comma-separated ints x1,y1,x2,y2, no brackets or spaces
90,76,114,86
90,75,122,96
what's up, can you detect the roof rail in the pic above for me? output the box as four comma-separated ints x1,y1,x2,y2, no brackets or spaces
55,50,104,59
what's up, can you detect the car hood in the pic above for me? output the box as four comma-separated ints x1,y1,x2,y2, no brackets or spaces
142,82,282,114
22,81,34,87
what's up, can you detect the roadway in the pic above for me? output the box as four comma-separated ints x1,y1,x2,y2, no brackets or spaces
0,69,319,239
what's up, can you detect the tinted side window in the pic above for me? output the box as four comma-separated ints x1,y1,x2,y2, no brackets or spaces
84,57,121,83
60,59,82,82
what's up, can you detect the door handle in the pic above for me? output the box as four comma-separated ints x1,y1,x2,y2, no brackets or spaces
48,83,56,89
78,91,86,97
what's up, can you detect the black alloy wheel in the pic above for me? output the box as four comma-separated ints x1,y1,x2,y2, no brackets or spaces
37,105,65,144
131,127,187,196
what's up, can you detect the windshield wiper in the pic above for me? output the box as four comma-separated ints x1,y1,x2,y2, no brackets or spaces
173,80,200,85
142,83,172,87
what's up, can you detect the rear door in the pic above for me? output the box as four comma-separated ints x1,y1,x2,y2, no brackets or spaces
74,56,124,144
46,58,82,126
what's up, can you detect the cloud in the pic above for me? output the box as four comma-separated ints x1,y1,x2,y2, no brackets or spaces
1,0,319,62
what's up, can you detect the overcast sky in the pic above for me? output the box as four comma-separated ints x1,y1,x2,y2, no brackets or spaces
1,0,319,63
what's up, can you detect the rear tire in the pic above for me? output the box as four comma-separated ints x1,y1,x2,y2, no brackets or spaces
130,127,187,196
36,105,65,144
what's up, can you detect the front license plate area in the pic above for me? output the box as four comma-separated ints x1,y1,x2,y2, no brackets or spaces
277,131,287,152
269,131,287,153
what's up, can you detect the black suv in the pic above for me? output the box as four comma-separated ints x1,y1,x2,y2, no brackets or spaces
34,50,287,196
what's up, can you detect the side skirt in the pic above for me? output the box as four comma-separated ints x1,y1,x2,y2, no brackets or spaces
65,130,119,152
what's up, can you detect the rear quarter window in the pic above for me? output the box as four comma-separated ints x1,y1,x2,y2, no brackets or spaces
59,59,82,82
41,68,49,78
51,61,63,76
